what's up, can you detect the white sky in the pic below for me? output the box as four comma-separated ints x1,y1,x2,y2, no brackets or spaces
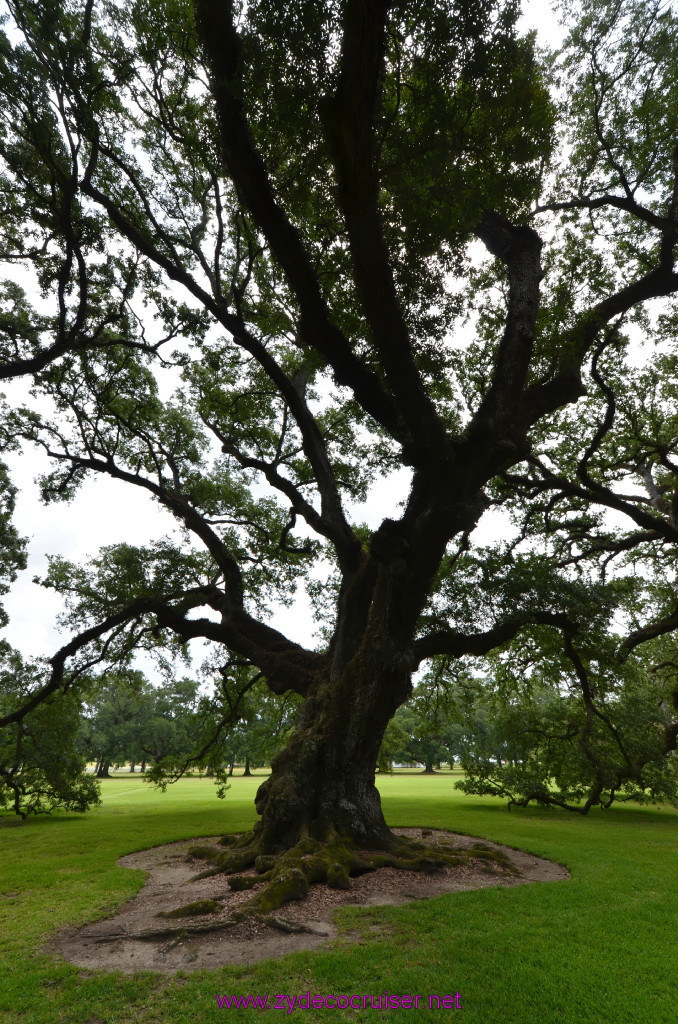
0,3,567,672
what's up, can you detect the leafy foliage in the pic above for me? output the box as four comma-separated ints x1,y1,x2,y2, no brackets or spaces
0,644,99,817
455,671,678,812
0,460,26,627
453,616,678,811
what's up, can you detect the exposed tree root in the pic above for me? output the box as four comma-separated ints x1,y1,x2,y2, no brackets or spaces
136,919,240,941
157,899,223,918
140,913,318,944
88,912,317,947
182,829,520,919
78,832,523,957
264,915,310,934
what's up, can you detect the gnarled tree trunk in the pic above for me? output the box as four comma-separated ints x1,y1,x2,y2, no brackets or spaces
252,640,412,852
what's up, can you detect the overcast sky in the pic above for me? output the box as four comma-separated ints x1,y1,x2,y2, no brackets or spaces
1,2,566,672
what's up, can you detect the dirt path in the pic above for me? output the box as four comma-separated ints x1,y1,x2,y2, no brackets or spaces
52,828,569,974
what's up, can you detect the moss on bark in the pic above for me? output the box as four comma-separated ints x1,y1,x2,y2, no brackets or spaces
183,829,520,919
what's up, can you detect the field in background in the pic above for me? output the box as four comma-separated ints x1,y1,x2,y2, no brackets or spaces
1,773,676,1024
85,765,461,776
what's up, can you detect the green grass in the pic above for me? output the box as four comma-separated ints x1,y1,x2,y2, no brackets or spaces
1,772,676,1024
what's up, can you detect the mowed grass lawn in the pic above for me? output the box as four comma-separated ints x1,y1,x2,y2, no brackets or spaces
1,771,676,1024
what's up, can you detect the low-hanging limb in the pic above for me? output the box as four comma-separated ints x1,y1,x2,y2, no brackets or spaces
0,568,325,732
0,594,178,729
412,611,578,667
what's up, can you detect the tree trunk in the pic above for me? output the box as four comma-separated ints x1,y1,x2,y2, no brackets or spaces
242,756,251,777
248,509,463,858
96,761,110,778
252,646,412,852
129,762,136,772
228,761,235,777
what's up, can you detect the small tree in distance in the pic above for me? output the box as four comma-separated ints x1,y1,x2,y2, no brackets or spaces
80,668,154,777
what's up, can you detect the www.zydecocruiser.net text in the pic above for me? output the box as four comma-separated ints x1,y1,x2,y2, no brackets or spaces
216,991,462,1011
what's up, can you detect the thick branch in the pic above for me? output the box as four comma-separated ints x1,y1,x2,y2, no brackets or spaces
622,606,678,654
534,194,665,230
191,0,401,439
152,605,323,697
471,212,543,428
0,582,322,732
413,611,577,666
523,265,678,424
326,0,450,468
34,447,326,694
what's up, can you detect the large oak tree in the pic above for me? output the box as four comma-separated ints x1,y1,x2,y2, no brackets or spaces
1,0,678,899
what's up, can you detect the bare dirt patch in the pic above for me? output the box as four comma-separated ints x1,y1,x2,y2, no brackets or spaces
52,829,569,974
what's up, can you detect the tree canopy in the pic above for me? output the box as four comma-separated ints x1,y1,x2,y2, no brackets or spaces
1,0,678,904
0,642,99,817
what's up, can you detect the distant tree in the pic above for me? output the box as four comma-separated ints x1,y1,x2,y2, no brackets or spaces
0,644,99,817
141,677,201,765
376,716,411,774
381,668,466,772
388,701,447,774
144,665,299,793
82,671,204,775
81,668,154,776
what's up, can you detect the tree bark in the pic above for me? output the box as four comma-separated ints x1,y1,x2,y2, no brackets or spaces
96,761,111,778
252,644,412,852
242,756,251,777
